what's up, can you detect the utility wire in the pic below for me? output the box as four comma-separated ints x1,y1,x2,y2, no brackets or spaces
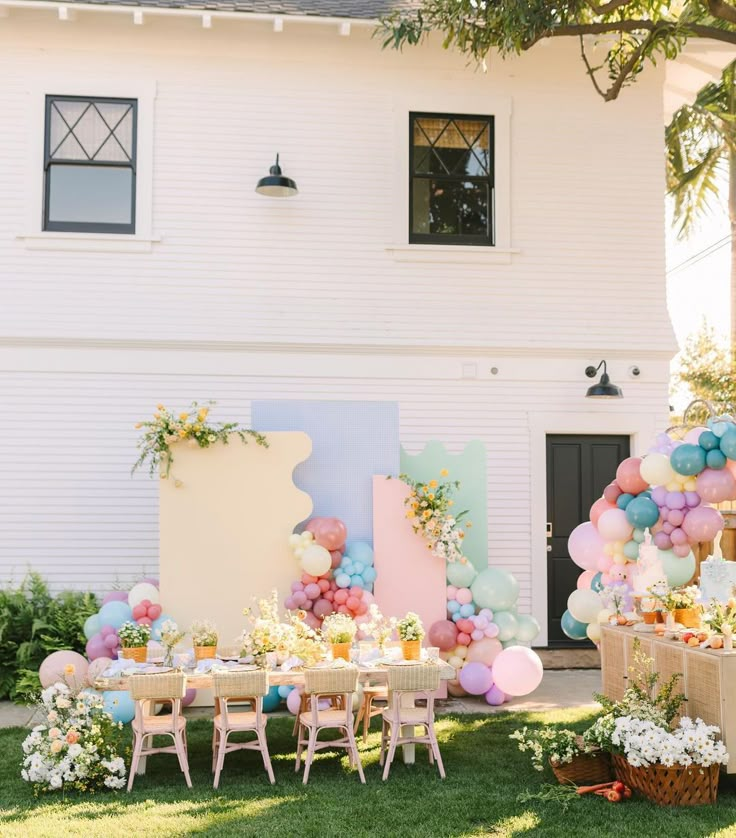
667,235,731,275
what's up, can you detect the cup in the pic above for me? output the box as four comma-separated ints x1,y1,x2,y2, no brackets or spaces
426,646,440,661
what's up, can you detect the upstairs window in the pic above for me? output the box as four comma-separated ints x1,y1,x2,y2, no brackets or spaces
44,96,137,234
410,113,494,246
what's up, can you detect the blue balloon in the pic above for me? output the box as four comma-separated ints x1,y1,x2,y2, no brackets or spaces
262,686,281,712
707,449,727,470
623,540,640,561
83,614,101,640
625,496,659,528
616,493,634,510
451,612,462,623
347,541,374,566
98,601,133,631
591,572,604,593
277,685,293,699
102,690,135,724
561,610,589,641
699,430,720,451
335,573,351,589
459,603,475,618
340,558,353,572
351,561,365,575
350,574,365,588
670,444,707,476
447,599,460,614
362,567,377,584
720,428,736,459
151,613,174,641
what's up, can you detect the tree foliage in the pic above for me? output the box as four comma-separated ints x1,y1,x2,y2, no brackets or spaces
380,1,736,101
675,320,736,409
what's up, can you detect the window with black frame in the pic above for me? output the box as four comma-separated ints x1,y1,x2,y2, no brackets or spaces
409,113,494,246
44,96,137,234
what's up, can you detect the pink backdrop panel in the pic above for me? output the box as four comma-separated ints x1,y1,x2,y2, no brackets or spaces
373,476,448,696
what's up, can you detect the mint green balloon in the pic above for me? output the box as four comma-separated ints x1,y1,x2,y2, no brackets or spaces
623,540,640,561
659,548,696,587
470,567,520,611
447,561,477,588
494,611,518,641
514,614,541,644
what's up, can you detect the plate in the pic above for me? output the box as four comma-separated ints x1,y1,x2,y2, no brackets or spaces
224,664,258,672
142,666,174,673
384,659,423,666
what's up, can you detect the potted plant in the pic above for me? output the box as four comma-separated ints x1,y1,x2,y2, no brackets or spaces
510,726,611,786
117,621,151,663
321,613,357,661
397,612,425,660
190,619,218,661
648,583,701,629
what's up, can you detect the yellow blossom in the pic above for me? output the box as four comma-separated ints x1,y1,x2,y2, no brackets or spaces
179,412,188,420
64,663,76,675
459,531,465,539
406,510,416,519
428,493,435,501
134,422,142,429
440,469,449,477
198,408,209,422
153,412,160,419
429,479,438,488
194,424,202,432
184,423,192,431
422,486,429,493
466,521,473,528
422,510,432,520
157,403,165,410
411,501,419,510
178,429,187,437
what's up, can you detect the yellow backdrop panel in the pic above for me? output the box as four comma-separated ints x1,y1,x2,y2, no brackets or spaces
159,432,312,653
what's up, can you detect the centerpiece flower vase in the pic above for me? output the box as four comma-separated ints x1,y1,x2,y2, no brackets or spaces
401,640,421,661
121,646,147,663
331,642,352,661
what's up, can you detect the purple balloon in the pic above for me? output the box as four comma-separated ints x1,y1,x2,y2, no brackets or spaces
284,596,296,610
291,581,304,593
666,491,686,510
651,486,668,506
660,506,670,518
292,591,307,606
654,530,672,550
662,522,674,535
459,662,494,696
182,688,196,707
102,591,129,605
86,634,109,661
669,509,684,527
485,684,506,706
671,527,688,546
685,491,701,508
304,583,321,600
100,624,116,638
103,634,119,650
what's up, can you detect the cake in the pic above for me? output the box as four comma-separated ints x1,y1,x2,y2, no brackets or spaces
699,532,736,604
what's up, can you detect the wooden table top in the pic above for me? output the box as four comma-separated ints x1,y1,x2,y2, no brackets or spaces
601,623,736,658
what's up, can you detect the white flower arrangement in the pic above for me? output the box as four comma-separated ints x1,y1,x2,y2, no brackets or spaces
510,727,588,771
159,619,185,666
117,621,151,648
610,715,729,769
21,682,126,793
362,604,397,649
321,612,358,644
397,611,425,642
190,619,218,647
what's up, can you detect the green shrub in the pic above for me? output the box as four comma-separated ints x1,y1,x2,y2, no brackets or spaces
0,573,99,702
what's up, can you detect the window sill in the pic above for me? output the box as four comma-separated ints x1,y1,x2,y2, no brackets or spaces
385,244,518,264
17,232,161,253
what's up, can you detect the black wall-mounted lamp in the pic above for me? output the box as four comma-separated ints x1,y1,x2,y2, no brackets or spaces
585,360,623,399
255,154,298,197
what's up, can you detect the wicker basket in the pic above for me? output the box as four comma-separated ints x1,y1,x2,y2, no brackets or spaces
673,608,701,629
550,739,612,786
120,646,147,663
401,640,421,661
193,645,217,662
331,642,352,661
612,754,720,806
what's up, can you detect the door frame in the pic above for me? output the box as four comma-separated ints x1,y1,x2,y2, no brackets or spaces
529,410,659,647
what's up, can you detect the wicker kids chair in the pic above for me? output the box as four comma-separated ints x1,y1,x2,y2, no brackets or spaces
354,684,389,743
295,666,365,784
127,672,191,791
380,663,445,781
211,669,275,787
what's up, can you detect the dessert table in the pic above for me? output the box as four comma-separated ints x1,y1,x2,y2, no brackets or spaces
600,624,736,773
96,660,456,772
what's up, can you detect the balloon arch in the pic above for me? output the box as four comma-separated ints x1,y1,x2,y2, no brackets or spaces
564,401,735,643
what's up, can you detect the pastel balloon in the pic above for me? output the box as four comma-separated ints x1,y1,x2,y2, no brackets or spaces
625,497,659,529
514,614,541,644
128,582,160,609
305,517,347,551
623,540,640,561
182,688,197,707
707,449,728,469
98,601,133,631
484,623,500,638
470,568,520,611
590,497,616,527
616,493,634,510
459,661,494,695
301,544,332,577
447,679,467,697
102,690,136,724
685,426,710,445
83,614,101,640
597,608,613,624
586,622,602,643
86,656,113,686
591,572,604,592
576,570,596,590
567,589,602,624
699,430,720,451
640,453,675,487
493,611,518,642
682,505,724,542
616,458,649,495
720,428,736,459
491,646,543,697
696,468,736,504
670,444,707,476
446,561,477,588
102,591,129,605
658,548,696,587
597,509,633,542
484,684,506,706
568,522,605,571
456,588,473,605
654,530,672,550
287,688,303,715
603,482,622,504
347,541,374,565
39,651,89,690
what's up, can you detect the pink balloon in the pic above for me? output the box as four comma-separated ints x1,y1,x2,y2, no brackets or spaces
305,517,348,551
147,604,162,620
102,591,128,605
292,591,307,606
491,646,543,697
603,482,622,504
696,468,736,504
485,684,506,706
673,544,692,558
654,530,672,550
682,505,724,542
140,599,151,609
85,635,109,661
456,618,475,634
685,426,710,445
137,617,153,627
330,551,343,570
456,632,471,646
103,634,119,650
182,688,196,707
284,595,297,610
356,601,369,616
324,590,334,603
590,497,617,527
471,629,484,641
568,522,605,571
597,555,613,573
484,624,500,638
349,587,364,598
304,583,321,600
616,457,649,495
597,509,633,542
100,625,116,638
287,688,303,715
318,578,331,593
459,662,494,695
334,589,349,605
668,509,684,527
446,585,458,600
301,573,318,585
466,637,502,666
671,527,688,545
39,650,89,690
346,596,360,611
303,612,321,630
428,620,458,651
576,570,596,590
456,588,473,606
132,604,147,620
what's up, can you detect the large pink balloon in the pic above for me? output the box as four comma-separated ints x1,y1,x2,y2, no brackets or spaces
465,637,502,666
86,656,113,686
287,688,303,715
682,505,724,542
576,570,597,590
616,457,649,495
182,688,196,707
696,468,736,504
305,517,348,551
590,497,616,527
428,620,458,651
491,646,543,697
102,591,129,605
568,522,604,571
597,508,633,542
458,662,494,695
39,650,89,690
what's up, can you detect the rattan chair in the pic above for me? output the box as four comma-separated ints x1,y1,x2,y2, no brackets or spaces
380,663,445,780
127,672,191,791
295,666,365,784
354,684,389,743
211,669,275,787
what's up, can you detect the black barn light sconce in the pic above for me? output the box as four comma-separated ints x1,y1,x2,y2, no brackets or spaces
255,154,298,197
585,360,623,399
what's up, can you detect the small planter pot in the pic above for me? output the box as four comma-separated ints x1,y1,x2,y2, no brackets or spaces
120,646,147,663
193,645,217,662
331,642,352,661
401,639,422,661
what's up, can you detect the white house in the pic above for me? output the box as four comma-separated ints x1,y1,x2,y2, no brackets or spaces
1,0,723,646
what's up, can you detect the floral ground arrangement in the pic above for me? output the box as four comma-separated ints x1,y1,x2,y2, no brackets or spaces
2,710,736,838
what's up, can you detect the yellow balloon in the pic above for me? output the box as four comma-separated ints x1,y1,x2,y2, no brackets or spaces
613,554,627,565
586,622,602,643
455,645,468,659
603,543,614,556
666,481,680,491
448,655,464,669
614,540,624,552
597,608,613,624
684,479,697,492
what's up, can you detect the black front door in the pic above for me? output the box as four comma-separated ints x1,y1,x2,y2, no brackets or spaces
546,434,630,647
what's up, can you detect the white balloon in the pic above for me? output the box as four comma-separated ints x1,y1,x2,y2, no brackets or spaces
300,531,314,544
300,543,331,576
567,588,602,624
586,622,602,643
128,582,160,608
597,608,613,625
294,547,304,559
288,533,302,549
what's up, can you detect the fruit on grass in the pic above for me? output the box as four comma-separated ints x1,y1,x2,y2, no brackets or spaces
605,789,622,803
623,786,632,799
612,781,625,794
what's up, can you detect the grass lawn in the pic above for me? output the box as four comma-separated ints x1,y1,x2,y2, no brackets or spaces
2,708,736,838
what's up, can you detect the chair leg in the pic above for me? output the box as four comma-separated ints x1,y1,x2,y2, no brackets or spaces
295,723,305,772
127,733,143,792
382,726,399,781
354,698,364,734
302,727,318,785
362,696,372,744
213,731,227,789
175,731,193,789
429,724,446,779
379,720,387,767
212,725,219,773
256,727,276,785
293,695,306,736
346,726,366,784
